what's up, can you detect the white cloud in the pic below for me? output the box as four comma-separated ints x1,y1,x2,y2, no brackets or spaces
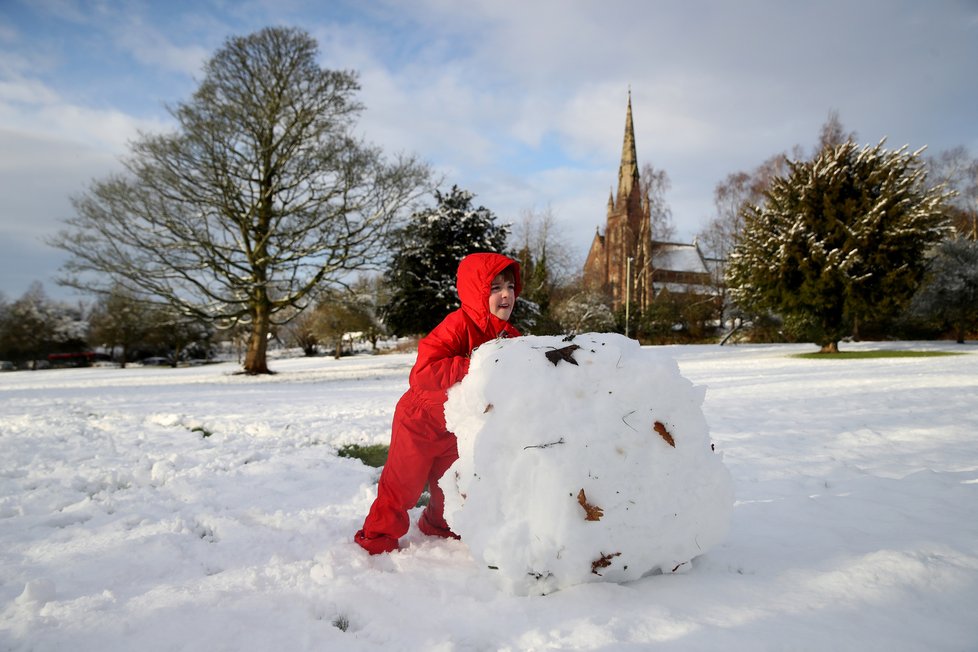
0,21,17,44
0,75,170,154
0,74,61,106
1,0,975,299
113,16,212,77
0,128,121,301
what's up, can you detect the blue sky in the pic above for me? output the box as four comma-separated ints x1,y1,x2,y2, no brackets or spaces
2,0,977,302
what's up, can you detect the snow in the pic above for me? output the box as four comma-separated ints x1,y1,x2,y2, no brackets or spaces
1,341,977,651
443,334,733,595
652,243,708,274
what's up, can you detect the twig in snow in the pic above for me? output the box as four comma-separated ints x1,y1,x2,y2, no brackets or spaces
523,437,565,450
620,410,637,432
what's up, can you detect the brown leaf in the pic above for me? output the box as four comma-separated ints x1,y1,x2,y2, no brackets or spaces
653,421,675,447
577,488,604,521
591,551,621,576
545,344,580,366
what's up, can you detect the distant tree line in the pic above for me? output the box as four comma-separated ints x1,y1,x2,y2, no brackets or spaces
19,28,974,370
9,131,976,369
0,283,215,369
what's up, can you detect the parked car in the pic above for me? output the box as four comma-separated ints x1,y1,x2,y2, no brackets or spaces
0,361,14,371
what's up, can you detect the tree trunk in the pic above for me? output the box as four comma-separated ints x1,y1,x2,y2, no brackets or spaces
243,303,271,374
819,341,840,354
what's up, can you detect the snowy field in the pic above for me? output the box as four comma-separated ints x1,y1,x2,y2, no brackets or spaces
1,341,976,651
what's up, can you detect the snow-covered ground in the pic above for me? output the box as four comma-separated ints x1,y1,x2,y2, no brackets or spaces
1,341,976,651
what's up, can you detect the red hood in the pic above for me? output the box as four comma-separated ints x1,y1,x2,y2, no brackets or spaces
456,252,521,331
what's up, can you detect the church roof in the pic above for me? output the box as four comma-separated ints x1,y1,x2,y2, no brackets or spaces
651,242,709,274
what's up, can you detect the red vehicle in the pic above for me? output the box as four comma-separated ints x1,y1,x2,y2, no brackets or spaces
47,351,98,368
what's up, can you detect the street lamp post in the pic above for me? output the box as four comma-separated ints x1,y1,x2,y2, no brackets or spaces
625,257,633,339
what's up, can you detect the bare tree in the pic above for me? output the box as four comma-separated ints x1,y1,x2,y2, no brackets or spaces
508,207,582,334
311,296,375,359
348,274,389,351
815,109,858,154
511,207,579,290
50,27,430,374
926,146,978,240
88,285,154,368
697,154,793,328
639,163,676,242
699,153,794,260
279,308,321,356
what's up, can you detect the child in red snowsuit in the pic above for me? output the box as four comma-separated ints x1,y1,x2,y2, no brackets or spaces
354,252,521,554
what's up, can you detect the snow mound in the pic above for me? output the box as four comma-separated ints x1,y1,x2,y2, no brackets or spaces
442,333,734,595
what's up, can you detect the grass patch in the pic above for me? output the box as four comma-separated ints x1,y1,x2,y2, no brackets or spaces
792,350,966,360
191,426,213,438
335,446,428,504
337,443,389,468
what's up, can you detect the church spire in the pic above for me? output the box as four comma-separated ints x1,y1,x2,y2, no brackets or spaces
617,89,639,202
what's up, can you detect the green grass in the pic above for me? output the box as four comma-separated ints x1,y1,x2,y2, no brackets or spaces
337,443,389,468
336,444,428,506
792,350,966,360
190,426,213,438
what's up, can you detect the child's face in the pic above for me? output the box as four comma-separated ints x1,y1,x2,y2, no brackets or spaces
488,272,516,321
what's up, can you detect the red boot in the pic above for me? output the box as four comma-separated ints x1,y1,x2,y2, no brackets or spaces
417,508,461,540
354,529,399,554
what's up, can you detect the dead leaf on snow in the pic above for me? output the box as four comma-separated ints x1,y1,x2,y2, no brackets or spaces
591,551,621,575
577,488,604,521
653,421,676,447
545,344,580,366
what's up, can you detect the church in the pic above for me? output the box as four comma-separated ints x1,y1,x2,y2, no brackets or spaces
582,93,714,313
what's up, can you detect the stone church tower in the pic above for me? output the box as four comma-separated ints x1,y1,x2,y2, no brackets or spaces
583,92,654,312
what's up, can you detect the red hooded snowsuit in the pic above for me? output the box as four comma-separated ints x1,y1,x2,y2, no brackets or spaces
354,252,521,554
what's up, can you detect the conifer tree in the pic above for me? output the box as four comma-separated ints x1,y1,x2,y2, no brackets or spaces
910,237,978,342
727,140,952,352
382,186,510,336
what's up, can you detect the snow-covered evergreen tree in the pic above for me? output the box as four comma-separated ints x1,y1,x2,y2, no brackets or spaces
553,289,616,334
382,186,510,336
0,283,88,367
910,237,978,342
726,140,952,352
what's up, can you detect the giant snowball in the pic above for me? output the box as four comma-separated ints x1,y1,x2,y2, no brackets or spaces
442,333,734,595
